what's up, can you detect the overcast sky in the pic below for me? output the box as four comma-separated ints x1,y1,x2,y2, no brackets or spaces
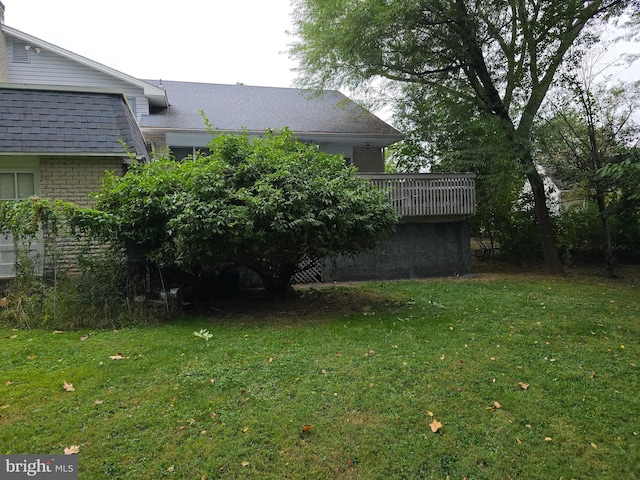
5,0,299,87
4,0,639,90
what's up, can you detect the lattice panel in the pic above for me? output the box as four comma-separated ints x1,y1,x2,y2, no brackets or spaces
293,258,323,284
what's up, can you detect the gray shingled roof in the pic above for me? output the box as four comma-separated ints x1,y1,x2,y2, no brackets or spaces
0,86,149,160
139,80,403,140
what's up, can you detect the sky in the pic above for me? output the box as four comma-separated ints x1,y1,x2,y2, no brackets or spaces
4,0,300,87
4,0,639,92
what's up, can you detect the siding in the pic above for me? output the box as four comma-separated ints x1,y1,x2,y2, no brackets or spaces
5,36,149,118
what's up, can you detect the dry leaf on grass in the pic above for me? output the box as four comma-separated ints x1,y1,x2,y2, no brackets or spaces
493,401,501,409
80,335,89,341
63,381,75,392
518,382,530,390
429,419,443,433
109,353,124,360
241,461,249,467
63,445,80,455
301,424,313,432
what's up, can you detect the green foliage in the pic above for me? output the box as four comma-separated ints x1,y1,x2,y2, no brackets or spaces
0,197,160,329
291,0,637,274
556,202,640,264
83,129,398,294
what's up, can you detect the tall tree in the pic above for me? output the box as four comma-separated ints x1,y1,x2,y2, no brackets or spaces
537,72,640,276
291,0,634,274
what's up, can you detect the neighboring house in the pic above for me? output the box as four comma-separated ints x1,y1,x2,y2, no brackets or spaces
0,2,475,283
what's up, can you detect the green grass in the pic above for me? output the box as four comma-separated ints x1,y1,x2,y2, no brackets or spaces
1,271,638,479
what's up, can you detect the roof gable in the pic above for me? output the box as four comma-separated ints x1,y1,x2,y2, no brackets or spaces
2,24,167,108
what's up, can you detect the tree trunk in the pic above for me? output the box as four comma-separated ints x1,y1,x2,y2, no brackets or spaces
596,192,616,278
525,168,565,275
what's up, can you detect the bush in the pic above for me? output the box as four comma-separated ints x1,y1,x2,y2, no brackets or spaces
82,129,398,294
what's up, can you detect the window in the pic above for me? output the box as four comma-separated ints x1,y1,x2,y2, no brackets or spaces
0,172,35,200
170,147,211,161
126,96,137,116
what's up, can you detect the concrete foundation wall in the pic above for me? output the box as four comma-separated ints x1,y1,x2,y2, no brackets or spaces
326,220,471,282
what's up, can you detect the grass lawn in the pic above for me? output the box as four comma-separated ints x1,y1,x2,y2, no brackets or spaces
1,269,638,479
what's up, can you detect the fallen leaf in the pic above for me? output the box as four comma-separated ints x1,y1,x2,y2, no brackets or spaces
241,461,249,467
544,437,553,442
590,442,598,449
516,437,522,445
210,412,217,418
429,419,443,433
440,354,445,360
0,297,8,307
167,466,174,472
109,353,124,360
518,382,530,390
9,334,18,339
80,335,89,341
490,357,496,361
590,371,596,379
269,357,274,363
63,445,80,455
5,381,13,386
493,401,501,409
1,404,10,409
94,400,104,405
52,330,64,334
335,352,342,357
63,381,75,392
321,369,327,374
427,411,434,417
301,424,313,432
243,427,249,433
27,355,37,360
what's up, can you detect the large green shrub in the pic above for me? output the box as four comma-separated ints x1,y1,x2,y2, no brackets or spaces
81,129,398,294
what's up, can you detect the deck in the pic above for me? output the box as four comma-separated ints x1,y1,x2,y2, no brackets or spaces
360,173,476,218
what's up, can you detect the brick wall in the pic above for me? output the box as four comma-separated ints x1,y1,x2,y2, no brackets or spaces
39,156,124,274
40,156,123,207
140,131,167,156
353,147,384,172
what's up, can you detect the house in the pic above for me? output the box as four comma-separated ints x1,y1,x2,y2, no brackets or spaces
0,2,475,283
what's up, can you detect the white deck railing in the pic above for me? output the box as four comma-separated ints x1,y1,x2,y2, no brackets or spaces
360,173,476,218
